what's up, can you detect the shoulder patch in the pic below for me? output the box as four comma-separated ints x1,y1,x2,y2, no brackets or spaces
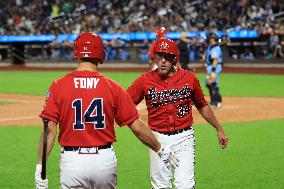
42,91,51,111
47,91,51,97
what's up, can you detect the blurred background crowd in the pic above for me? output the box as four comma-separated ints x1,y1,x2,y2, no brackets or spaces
0,0,283,63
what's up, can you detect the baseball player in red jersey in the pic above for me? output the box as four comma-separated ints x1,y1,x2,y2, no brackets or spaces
34,32,179,189
148,27,168,70
127,38,228,189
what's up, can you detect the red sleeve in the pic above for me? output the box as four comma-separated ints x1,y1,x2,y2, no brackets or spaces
114,84,139,126
192,75,208,109
127,75,145,105
148,41,156,59
39,81,59,123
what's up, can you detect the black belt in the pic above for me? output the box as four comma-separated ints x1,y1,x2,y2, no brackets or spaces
64,143,112,151
153,126,192,136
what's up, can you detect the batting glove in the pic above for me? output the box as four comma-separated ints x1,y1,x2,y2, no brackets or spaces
35,164,48,189
157,145,180,169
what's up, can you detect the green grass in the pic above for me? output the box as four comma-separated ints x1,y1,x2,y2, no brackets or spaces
0,100,13,105
0,71,67,95
0,126,60,189
195,119,284,189
214,73,284,97
0,71,283,97
0,71,141,95
0,119,283,189
0,70,283,188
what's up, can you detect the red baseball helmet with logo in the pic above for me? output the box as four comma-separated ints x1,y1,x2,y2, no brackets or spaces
154,38,179,64
73,32,106,63
155,27,167,39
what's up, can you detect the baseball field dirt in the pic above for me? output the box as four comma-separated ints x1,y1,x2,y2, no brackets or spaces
0,93,283,126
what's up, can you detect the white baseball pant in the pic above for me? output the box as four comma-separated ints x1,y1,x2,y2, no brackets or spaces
59,146,117,189
150,128,195,189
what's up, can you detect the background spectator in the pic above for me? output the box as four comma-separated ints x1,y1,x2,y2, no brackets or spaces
190,34,205,61
0,0,282,35
240,47,255,60
177,32,191,70
0,0,283,62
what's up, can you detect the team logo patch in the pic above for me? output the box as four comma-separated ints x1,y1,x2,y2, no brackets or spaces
42,91,51,111
159,41,169,50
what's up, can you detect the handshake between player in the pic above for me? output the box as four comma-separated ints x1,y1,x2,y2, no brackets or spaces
34,32,179,189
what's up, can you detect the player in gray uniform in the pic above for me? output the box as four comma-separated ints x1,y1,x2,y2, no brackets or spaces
205,32,223,108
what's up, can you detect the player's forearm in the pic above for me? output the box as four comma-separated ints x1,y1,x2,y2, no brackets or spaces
129,119,161,152
37,122,57,164
198,105,224,132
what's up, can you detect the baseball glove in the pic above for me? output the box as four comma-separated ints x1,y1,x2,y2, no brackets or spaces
207,72,217,84
157,145,179,169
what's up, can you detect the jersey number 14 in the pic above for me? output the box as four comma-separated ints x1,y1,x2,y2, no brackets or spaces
72,98,105,130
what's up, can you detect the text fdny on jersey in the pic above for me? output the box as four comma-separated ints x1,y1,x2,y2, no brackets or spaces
74,78,100,89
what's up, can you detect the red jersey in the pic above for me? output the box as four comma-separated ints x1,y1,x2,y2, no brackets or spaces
127,68,208,132
40,71,139,147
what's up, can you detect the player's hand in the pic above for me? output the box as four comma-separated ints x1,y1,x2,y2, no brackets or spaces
157,145,180,169
200,55,205,63
208,72,217,84
217,130,228,149
35,164,48,189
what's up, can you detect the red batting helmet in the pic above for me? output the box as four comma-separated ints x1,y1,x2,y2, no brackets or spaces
154,38,179,64
73,32,106,63
155,27,167,39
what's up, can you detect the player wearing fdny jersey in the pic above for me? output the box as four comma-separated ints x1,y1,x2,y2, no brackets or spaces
35,32,179,189
127,38,228,189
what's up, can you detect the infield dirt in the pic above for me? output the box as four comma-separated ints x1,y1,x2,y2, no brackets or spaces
0,93,283,126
